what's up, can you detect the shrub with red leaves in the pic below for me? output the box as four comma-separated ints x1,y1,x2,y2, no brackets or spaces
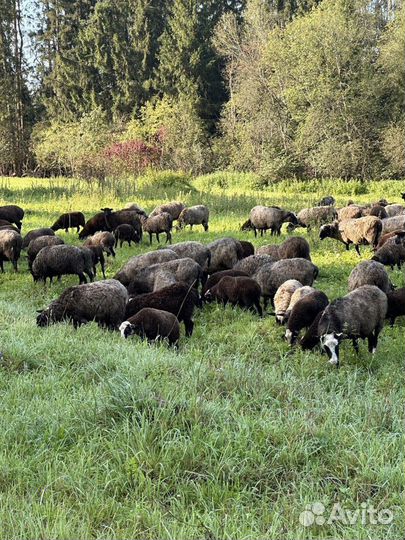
103,139,161,176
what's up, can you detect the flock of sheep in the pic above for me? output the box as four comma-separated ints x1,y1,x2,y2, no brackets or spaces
0,193,404,367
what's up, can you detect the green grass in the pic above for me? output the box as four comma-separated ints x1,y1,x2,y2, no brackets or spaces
0,173,404,539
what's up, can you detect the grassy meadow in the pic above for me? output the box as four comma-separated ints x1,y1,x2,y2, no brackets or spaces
0,172,404,539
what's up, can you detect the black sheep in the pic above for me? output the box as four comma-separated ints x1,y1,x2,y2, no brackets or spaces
120,308,180,346
386,288,405,326
201,269,249,296
51,212,85,233
0,205,24,230
285,290,329,345
114,224,139,247
299,310,325,350
22,228,55,249
204,275,262,316
239,240,255,258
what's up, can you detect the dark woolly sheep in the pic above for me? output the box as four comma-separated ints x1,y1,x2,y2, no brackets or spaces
320,216,382,255
201,269,249,296
114,249,178,286
114,224,138,247
84,245,106,279
79,208,142,241
141,212,173,245
372,242,405,270
126,282,199,336
0,229,22,272
241,219,254,232
285,290,329,345
22,228,55,249
0,219,14,228
348,260,393,294
283,285,315,323
207,238,244,273
367,205,388,219
0,224,20,233
386,288,405,326
51,212,85,233
233,254,276,276
84,231,116,257
239,240,255,258
178,205,209,231
257,237,311,261
159,241,211,272
318,285,387,367
0,205,24,229
249,205,298,236
149,201,185,220
120,308,180,346
37,279,128,329
375,230,405,251
299,310,325,351
385,204,405,217
27,235,65,270
204,276,262,316
31,244,94,284
318,196,336,206
124,202,148,217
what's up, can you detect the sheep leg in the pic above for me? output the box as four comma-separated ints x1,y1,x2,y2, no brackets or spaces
101,263,106,279
166,231,172,244
114,237,118,248
0,260,3,272
254,300,263,317
76,226,80,233
355,245,361,256
110,247,116,258
184,319,194,337
12,259,18,272
78,272,87,284
149,232,153,245
156,233,160,243
345,243,350,251
352,338,359,355
390,316,396,327
203,222,208,231
85,269,94,282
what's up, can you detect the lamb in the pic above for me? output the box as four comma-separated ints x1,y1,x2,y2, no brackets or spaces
114,224,139,247
283,285,316,323
204,276,262,316
318,196,336,206
318,285,387,367
114,250,178,286
37,279,128,329
51,212,85,233
141,212,173,245
239,241,254,258
273,280,303,324
384,204,405,217
285,290,329,345
348,260,393,294
84,245,106,279
386,288,405,326
78,208,142,241
27,235,65,270
84,231,116,257
257,237,311,261
127,258,203,295
207,238,244,273
160,241,211,272
337,205,363,221
253,258,318,307
177,205,209,231
375,230,405,251
372,242,405,270
0,229,22,272
22,228,55,249
120,308,180,347
381,215,405,234
125,282,199,336
249,205,298,236
149,201,185,220
0,205,24,229
295,206,337,229
31,244,94,284
201,269,249,296
233,254,276,276
319,216,382,255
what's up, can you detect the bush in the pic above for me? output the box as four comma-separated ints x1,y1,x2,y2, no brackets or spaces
103,140,161,177
136,170,193,190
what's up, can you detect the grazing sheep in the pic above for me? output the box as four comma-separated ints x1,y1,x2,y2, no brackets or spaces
254,258,318,307
149,201,185,220
283,285,315,323
318,196,336,207
385,204,405,217
207,238,244,273
386,288,405,326
299,310,325,351
114,224,138,247
27,235,65,270
123,202,148,217
201,269,249,296
381,215,405,234
285,290,329,345
36,279,128,329
273,280,303,324
160,241,211,272
249,205,298,236
318,285,387,367
233,254,276,276
0,229,22,272
320,216,382,255
241,219,254,232
120,308,180,347
178,205,209,231
79,208,142,241
348,260,393,294
127,258,203,295
372,242,405,270
257,237,311,261
126,282,199,336
114,250,178,286
141,212,173,245
22,228,55,249
84,245,106,279
51,212,85,233
32,244,94,284
256,244,280,258
337,205,363,221
84,231,116,257
239,240,255,258
375,230,405,250
295,206,337,229
204,276,262,316
0,205,24,229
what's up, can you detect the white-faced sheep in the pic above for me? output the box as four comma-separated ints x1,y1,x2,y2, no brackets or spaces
257,237,311,261
0,205,24,230
114,250,178,286
31,244,94,284
22,228,55,249
372,242,405,270
114,224,139,247
285,290,329,345
273,280,303,324
149,201,185,220
27,235,65,270
178,205,209,231
249,205,298,236
207,238,244,273
0,229,22,272
141,212,173,245
348,260,393,294
204,276,262,316
37,279,128,329
320,216,382,255
120,308,180,347
51,212,85,233
318,285,387,367
84,231,116,257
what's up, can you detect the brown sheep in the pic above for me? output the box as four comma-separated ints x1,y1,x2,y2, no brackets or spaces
120,308,180,347
204,276,262,316
149,201,185,220
320,216,382,255
84,231,116,257
22,228,55,249
114,224,139,247
141,212,173,245
257,237,311,261
27,235,65,270
0,229,22,272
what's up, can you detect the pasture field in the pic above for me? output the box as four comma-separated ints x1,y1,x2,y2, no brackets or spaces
0,173,404,539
